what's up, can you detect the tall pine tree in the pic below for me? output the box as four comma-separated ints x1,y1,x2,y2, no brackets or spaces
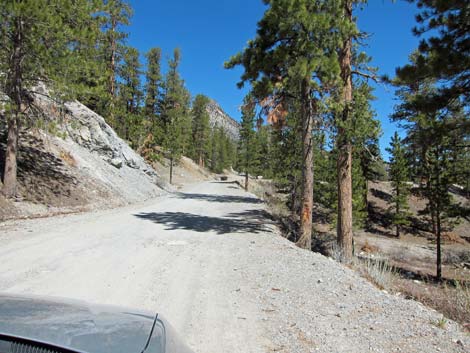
101,0,132,127
226,0,342,249
239,94,257,190
144,47,163,140
160,48,191,184
191,94,211,168
117,46,142,148
386,132,411,239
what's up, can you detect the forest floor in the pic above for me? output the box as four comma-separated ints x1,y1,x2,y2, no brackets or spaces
0,179,468,353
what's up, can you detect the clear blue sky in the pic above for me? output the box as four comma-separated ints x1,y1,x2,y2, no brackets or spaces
127,0,420,160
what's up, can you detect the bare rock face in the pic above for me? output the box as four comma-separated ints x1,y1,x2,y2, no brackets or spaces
59,101,170,200
206,99,240,141
64,101,154,175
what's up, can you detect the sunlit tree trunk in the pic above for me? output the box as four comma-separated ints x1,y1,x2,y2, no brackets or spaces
3,116,19,198
337,0,354,262
169,156,174,185
296,78,314,249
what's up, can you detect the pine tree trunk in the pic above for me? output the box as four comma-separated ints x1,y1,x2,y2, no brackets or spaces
436,209,442,281
245,170,249,191
296,78,314,250
2,116,19,198
396,186,400,238
364,179,369,217
109,16,117,126
169,156,174,185
337,0,354,262
435,150,442,281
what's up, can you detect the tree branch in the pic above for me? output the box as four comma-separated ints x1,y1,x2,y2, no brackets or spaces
352,70,381,83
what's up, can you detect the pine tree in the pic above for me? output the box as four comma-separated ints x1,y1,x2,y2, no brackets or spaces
0,0,98,197
101,0,132,127
392,70,462,280
386,132,411,238
191,94,211,168
336,0,355,261
253,125,273,179
239,94,257,190
117,46,142,147
335,0,374,261
144,47,163,139
160,48,191,184
226,0,342,249
271,101,303,217
397,0,470,108
350,82,382,227
70,2,108,116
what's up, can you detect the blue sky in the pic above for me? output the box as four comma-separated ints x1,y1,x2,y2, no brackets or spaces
127,0,421,160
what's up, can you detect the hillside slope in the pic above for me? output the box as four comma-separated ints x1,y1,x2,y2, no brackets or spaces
0,95,167,221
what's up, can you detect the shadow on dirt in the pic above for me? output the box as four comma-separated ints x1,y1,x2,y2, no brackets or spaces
370,188,393,202
134,210,272,235
0,129,85,206
177,192,262,204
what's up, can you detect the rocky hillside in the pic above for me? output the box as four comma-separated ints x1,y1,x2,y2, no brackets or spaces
0,92,167,221
206,99,240,141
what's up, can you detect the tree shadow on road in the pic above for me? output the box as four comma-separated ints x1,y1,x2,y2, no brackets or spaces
134,210,273,235
177,192,262,204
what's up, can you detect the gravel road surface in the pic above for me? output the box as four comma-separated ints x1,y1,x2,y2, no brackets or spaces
0,181,468,353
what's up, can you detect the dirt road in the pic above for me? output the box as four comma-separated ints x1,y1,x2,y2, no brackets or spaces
0,181,468,353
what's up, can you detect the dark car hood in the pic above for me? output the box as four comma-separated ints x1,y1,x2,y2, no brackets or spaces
0,294,162,353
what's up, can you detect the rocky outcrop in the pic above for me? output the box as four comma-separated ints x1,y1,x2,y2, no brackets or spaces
63,101,156,176
0,89,168,221
57,100,169,202
206,99,240,141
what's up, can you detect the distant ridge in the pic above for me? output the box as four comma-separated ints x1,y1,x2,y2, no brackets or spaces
206,99,240,141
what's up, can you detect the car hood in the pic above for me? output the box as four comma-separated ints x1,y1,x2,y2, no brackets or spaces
0,294,163,353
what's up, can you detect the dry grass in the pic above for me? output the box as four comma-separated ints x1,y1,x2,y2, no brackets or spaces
354,257,396,290
361,240,379,254
442,232,467,245
395,278,470,331
352,256,470,331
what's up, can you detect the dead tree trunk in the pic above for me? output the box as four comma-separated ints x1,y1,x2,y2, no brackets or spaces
296,78,314,250
337,0,354,262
